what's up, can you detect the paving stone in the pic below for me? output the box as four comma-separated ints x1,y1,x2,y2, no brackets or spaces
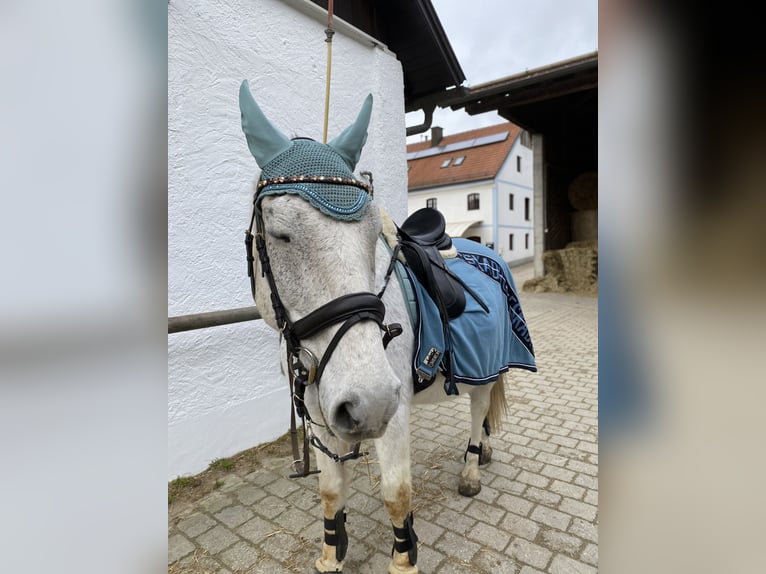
581,542,598,566
253,494,288,519
524,486,562,506
196,524,239,555
414,545,446,573
237,515,278,544
541,464,576,482
409,517,444,546
515,471,550,490
356,551,396,574
435,530,482,563
550,480,586,500
566,460,598,476
568,518,598,544
573,473,598,490
535,504,572,530
540,529,584,555
519,566,546,574
168,533,195,564
198,491,233,514
559,498,598,521
499,512,540,541
263,476,302,498
497,493,535,517
466,521,512,552
218,540,259,571
176,512,217,538
472,548,519,574
234,484,269,506
273,506,314,532
434,506,477,535
549,553,597,574
214,504,254,528
243,468,279,487
258,531,303,562
463,498,506,526
505,537,552,570
491,474,527,495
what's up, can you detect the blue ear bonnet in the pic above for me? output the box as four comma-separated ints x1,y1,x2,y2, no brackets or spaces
257,139,371,221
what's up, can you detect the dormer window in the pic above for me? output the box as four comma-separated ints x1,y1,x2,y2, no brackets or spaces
453,156,466,166
440,158,451,168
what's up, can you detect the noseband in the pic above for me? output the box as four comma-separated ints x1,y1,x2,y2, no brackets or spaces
245,178,402,477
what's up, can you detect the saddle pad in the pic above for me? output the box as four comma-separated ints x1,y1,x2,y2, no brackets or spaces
406,238,537,395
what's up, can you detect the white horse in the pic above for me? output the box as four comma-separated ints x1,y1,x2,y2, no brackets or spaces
240,81,516,574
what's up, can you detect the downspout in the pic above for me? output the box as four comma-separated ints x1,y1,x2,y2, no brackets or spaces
405,105,435,137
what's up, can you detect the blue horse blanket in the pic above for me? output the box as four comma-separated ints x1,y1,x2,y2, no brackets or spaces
397,238,537,395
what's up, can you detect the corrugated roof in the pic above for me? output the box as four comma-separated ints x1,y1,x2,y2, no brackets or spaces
407,122,522,191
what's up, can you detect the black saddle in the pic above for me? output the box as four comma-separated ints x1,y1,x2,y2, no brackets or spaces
398,208,468,319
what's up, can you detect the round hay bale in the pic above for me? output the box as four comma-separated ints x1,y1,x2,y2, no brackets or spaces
568,171,598,210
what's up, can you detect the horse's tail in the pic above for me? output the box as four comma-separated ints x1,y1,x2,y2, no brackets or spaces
487,372,510,433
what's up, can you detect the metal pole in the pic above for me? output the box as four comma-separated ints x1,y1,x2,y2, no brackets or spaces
168,306,262,334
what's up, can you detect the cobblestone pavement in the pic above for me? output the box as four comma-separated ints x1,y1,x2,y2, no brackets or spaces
169,269,598,573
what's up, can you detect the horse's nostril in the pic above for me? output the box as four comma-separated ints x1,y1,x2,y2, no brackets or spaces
334,400,360,431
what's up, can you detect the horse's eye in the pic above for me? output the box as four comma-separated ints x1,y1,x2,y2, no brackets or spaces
269,232,291,243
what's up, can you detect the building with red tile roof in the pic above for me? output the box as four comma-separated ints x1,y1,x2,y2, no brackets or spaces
407,122,535,264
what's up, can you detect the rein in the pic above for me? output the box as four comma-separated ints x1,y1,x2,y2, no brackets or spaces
245,183,402,478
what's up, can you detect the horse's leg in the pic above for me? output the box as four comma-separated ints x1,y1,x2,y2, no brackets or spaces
375,411,419,574
313,429,351,573
458,383,493,496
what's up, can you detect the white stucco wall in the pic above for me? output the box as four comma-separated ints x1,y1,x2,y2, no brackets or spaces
408,180,494,244
496,138,535,262
168,0,407,479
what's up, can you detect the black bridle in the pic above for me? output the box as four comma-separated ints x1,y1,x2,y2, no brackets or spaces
245,177,402,477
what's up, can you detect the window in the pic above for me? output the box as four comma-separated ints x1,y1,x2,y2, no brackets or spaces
453,156,466,166
467,193,480,210
509,234,514,251
467,236,481,243
524,197,530,221
440,158,451,168
426,198,437,209
525,233,530,249
509,193,514,210
516,155,522,172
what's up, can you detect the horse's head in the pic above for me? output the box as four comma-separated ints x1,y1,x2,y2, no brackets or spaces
239,80,401,443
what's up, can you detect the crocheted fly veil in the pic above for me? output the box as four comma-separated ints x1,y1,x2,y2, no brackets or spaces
239,80,372,220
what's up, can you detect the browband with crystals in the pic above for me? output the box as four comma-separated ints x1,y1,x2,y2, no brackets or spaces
257,175,372,195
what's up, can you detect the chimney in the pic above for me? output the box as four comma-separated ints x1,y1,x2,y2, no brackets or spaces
430,126,443,147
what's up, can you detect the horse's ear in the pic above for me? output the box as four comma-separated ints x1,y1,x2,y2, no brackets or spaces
239,80,292,167
328,94,372,170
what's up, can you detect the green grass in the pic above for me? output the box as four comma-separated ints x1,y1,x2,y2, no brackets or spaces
208,457,235,471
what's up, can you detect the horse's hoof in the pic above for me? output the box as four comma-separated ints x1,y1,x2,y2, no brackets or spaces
458,480,481,497
315,557,344,573
388,556,418,574
316,546,344,573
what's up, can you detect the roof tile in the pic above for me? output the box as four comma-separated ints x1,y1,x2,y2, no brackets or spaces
407,122,522,191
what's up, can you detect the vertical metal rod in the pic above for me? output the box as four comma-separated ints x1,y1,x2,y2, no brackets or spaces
322,0,334,143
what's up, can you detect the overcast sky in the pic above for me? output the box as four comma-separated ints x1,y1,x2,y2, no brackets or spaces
406,0,598,143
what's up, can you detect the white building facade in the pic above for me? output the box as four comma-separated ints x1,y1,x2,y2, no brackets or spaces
168,0,408,479
407,133,534,265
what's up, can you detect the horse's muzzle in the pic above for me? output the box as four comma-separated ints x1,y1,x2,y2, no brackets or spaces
329,386,400,441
